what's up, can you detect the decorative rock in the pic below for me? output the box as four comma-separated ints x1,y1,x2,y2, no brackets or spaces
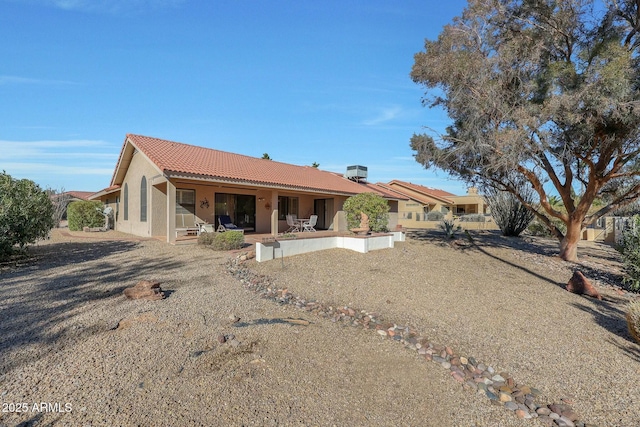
555,416,575,427
505,401,519,411
492,374,506,382
549,404,579,421
432,355,447,364
566,270,602,300
377,329,387,336
515,409,530,419
549,412,561,420
123,280,164,300
537,407,552,416
499,392,512,402
217,334,226,344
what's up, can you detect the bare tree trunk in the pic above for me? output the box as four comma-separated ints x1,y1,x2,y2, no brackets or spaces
559,220,582,262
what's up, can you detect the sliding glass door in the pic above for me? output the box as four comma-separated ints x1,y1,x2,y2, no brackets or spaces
214,193,256,231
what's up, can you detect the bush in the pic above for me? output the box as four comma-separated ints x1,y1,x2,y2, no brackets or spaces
0,172,55,258
484,187,535,236
618,215,640,291
626,300,640,344
439,219,460,239
426,211,444,221
198,231,244,250
67,201,105,231
459,213,486,222
343,193,390,232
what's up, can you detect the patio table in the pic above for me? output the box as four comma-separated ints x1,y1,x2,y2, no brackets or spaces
296,218,309,232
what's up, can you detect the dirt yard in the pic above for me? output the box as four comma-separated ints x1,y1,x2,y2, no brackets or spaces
0,229,638,426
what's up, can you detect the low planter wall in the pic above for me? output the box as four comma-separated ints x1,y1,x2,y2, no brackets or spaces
255,232,404,262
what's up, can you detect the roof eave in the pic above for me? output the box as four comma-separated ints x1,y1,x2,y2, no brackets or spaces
164,171,362,197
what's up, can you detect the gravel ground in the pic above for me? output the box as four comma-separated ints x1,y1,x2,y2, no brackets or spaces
0,229,638,426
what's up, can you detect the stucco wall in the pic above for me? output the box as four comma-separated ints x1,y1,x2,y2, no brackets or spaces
116,151,160,237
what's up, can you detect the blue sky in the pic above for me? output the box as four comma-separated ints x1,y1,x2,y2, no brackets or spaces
0,0,470,194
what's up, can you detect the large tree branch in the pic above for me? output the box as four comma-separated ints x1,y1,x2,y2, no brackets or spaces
585,182,640,224
515,165,567,221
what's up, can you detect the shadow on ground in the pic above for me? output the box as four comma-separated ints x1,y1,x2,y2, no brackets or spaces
407,228,639,359
0,240,184,376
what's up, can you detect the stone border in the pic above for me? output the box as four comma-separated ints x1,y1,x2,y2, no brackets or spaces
226,254,597,427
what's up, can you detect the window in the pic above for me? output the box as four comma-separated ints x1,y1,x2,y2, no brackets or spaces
140,176,147,222
123,183,129,221
277,196,299,220
176,189,195,215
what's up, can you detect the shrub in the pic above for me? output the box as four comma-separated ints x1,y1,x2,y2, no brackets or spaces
627,300,640,344
459,213,486,222
426,211,444,221
198,231,244,250
484,187,535,236
67,201,105,231
0,171,55,258
439,219,460,239
343,193,390,232
617,215,640,291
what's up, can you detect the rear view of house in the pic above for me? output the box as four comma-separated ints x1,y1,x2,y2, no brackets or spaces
90,134,403,242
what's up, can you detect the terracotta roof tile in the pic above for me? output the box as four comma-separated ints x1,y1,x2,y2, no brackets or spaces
384,180,456,204
123,134,390,197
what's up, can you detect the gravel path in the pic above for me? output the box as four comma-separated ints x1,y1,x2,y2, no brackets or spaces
0,229,638,426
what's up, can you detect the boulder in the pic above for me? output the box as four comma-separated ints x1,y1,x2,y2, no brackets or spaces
123,280,164,301
566,271,602,300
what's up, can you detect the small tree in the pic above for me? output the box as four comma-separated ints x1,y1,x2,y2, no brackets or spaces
67,201,105,231
343,193,390,232
262,153,271,160
0,171,55,258
484,186,535,237
47,188,71,227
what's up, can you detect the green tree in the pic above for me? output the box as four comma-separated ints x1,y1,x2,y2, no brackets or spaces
311,162,320,168
410,0,640,261
0,171,55,257
262,153,271,160
343,193,390,232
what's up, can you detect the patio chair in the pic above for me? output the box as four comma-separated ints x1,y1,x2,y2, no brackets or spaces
217,215,244,233
285,214,300,233
302,215,317,232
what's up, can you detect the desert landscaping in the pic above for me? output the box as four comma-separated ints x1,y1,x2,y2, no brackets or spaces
1,229,639,427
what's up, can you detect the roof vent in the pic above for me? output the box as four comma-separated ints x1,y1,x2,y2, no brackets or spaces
345,165,368,182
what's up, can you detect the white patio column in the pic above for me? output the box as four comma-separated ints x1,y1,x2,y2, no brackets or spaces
167,179,176,244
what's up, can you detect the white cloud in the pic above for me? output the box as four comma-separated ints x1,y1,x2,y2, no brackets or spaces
0,75,80,86
0,140,114,159
35,0,186,13
3,162,113,176
361,106,403,126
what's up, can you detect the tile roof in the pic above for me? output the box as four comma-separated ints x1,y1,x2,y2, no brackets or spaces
114,134,399,197
52,191,94,201
381,180,456,204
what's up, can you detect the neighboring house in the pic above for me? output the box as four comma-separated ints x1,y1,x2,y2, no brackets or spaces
378,180,489,229
90,134,404,242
